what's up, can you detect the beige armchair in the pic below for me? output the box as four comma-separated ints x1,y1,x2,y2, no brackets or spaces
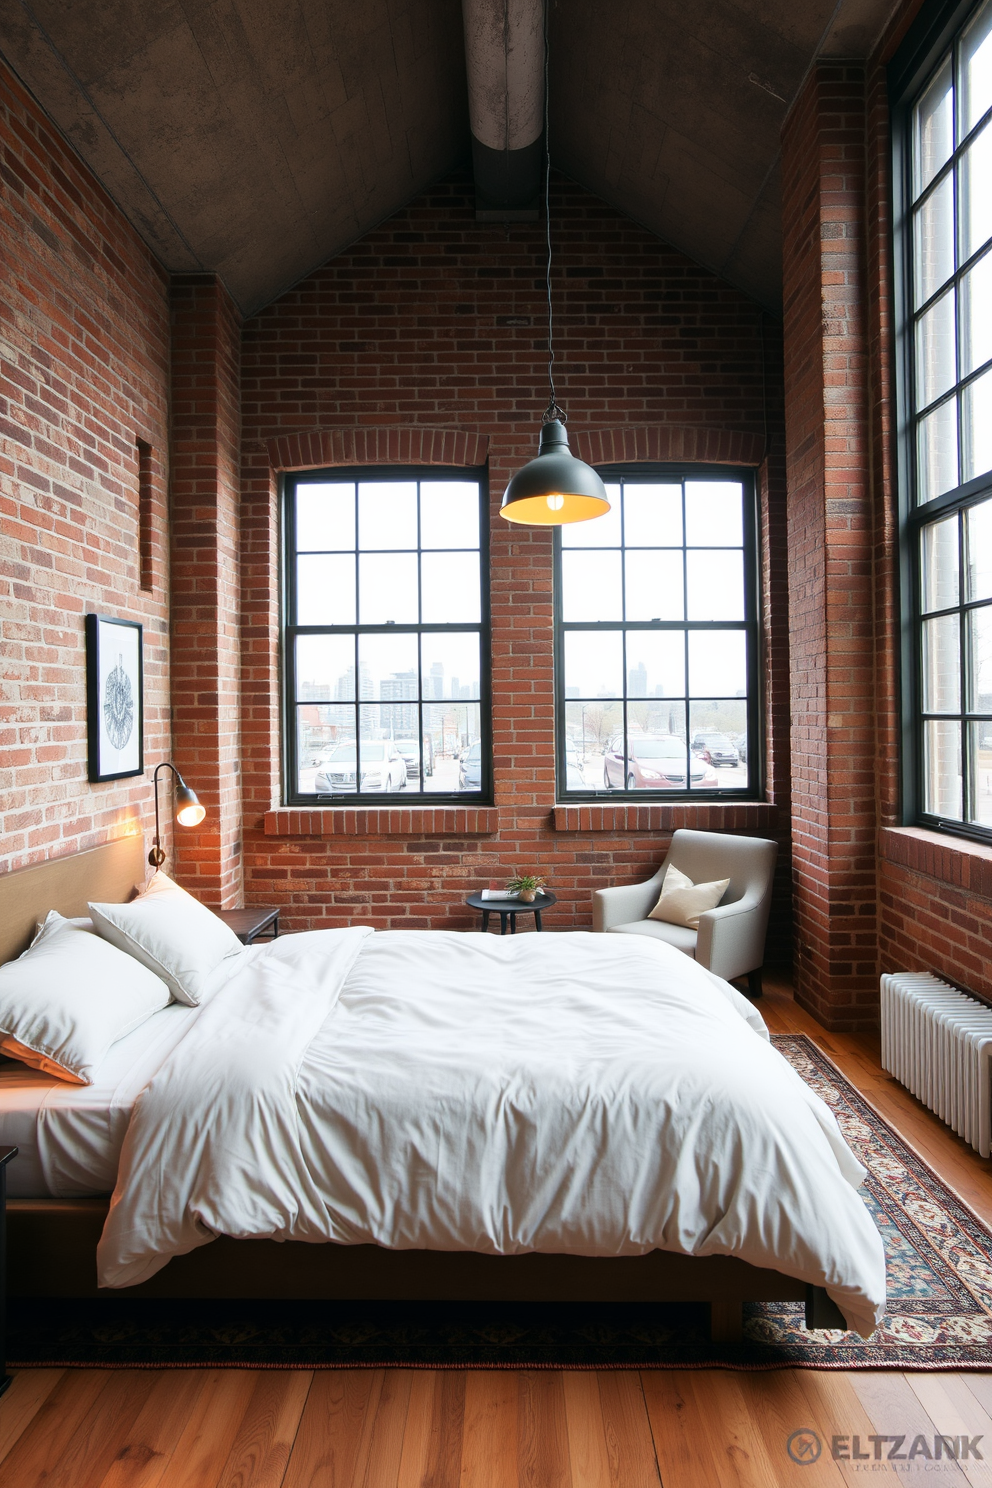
592,829,778,996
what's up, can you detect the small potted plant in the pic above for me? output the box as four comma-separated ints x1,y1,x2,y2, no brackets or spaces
506,872,547,903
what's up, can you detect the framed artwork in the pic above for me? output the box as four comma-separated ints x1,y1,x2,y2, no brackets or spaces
86,614,143,782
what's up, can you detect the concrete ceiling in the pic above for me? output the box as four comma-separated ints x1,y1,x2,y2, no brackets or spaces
1,0,898,316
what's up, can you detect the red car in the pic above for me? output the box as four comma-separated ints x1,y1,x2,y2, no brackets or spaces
603,735,719,790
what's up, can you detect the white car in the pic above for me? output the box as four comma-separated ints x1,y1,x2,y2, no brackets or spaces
314,741,407,794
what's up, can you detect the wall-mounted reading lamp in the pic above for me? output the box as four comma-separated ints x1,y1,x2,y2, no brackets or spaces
148,761,206,868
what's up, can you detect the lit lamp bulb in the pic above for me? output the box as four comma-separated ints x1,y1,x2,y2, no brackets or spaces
175,793,206,827
546,494,565,511
148,762,207,867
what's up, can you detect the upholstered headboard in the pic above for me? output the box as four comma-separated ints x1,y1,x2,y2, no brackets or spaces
0,836,146,966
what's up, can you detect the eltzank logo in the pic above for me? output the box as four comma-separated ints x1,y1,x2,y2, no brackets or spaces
786,1431,984,1465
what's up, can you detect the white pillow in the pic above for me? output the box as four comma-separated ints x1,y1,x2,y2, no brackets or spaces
0,912,171,1084
89,871,244,1007
648,864,730,930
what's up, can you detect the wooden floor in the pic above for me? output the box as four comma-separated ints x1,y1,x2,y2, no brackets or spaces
2,977,992,1488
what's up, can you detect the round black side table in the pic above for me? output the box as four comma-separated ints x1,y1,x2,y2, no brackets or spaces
466,891,557,934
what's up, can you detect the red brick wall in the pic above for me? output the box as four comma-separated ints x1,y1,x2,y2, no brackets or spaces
168,275,243,907
239,174,793,950
782,64,878,1030
0,58,171,876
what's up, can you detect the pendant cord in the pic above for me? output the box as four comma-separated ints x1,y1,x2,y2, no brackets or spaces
542,0,564,425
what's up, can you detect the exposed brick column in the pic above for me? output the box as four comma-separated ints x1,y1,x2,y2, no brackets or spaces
782,64,877,1030
169,274,243,907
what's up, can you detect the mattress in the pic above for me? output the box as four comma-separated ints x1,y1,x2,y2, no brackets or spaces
0,1001,197,1198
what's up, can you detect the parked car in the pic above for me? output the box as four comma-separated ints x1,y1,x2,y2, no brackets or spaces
564,745,584,790
729,732,748,764
314,740,407,794
690,732,740,768
458,740,483,790
394,736,434,780
603,735,719,790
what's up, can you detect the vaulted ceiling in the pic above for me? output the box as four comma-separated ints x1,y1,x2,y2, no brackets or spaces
1,0,897,316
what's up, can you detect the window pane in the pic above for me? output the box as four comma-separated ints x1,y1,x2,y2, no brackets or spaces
305,705,357,795
914,174,955,305
962,367,992,481
563,630,623,698
353,713,409,793
914,57,954,197
564,699,624,768
686,551,745,620
357,482,418,549
967,720,992,825
358,633,419,698
296,483,355,551
917,398,959,501
561,550,623,620
358,553,418,623
420,552,481,623
295,634,355,702
968,604,992,709
297,554,356,624
688,631,747,698
684,481,743,546
623,484,682,546
916,286,957,405
561,484,622,546
421,632,481,700
626,630,685,699
921,513,960,612
960,121,992,260
966,497,992,600
923,718,963,817
624,550,684,620
424,702,482,793
689,701,748,787
623,730,692,791
960,250,992,375
961,1,992,135
922,614,961,711
419,482,480,549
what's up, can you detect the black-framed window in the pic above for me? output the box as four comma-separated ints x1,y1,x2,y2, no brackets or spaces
893,0,992,839
283,468,490,803
554,467,760,798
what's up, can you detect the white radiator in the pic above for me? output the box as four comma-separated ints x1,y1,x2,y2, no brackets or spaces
880,972,992,1158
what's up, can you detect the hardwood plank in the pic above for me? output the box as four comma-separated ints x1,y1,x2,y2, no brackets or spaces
731,1369,849,1485
282,1370,383,1488
846,1371,971,1484
561,1371,614,1488
781,1369,891,1486
673,1372,791,1487
215,1370,314,1488
460,1371,519,1488
639,1372,728,1488
0,1368,159,1488
905,1374,992,1488
0,1369,65,1472
594,1372,660,1488
124,1370,264,1488
395,1371,463,1488
359,1369,414,1488
517,1371,571,1488
95,1370,225,1488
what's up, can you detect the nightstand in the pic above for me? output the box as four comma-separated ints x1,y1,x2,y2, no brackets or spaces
0,1145,17,1398
214,907,280,945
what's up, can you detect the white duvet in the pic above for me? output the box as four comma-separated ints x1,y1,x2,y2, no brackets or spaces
97,928,886,1335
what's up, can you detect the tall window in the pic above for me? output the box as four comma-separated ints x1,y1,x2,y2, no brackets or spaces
284,470,489,803
896,0,992,837
554,469,759,798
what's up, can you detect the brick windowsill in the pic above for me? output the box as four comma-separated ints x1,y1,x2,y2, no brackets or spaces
264,807,499,838
553,802,779,833
879,825,992,898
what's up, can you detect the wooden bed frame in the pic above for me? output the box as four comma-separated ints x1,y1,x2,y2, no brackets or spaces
0,838,844,1341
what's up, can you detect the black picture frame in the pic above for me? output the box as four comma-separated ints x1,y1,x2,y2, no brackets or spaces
85,613,144,782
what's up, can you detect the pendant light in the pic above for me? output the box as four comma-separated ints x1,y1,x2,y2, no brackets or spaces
499,2,610,528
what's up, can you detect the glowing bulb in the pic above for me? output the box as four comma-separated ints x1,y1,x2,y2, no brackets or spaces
546,493,565,511
176,802,206,827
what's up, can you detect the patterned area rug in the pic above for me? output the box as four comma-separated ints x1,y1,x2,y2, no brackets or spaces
9,1034,992,1371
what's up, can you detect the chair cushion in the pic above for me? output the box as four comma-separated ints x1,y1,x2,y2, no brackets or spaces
648,864,730,929
607,920,698,957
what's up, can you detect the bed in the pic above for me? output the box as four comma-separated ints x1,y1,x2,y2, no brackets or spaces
0,838,885,1340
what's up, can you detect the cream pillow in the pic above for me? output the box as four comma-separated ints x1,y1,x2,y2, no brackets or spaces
648,864,730,930
89,871,244,1008
0,912,171,1083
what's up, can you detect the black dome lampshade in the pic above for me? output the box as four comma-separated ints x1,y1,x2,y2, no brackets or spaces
500,418,611,526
